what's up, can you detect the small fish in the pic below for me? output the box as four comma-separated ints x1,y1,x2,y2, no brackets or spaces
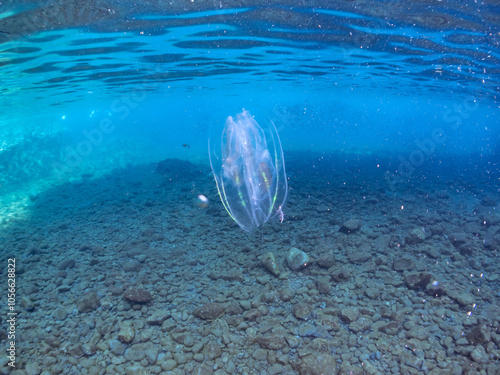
182,144,190,149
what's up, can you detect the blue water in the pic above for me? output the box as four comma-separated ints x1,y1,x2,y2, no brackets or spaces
1,2,498,215
0,2,499,373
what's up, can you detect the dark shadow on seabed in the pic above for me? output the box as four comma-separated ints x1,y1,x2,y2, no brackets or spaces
0,152,498,373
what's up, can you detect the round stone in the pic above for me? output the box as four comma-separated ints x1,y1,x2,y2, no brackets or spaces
161,359,177,371
123,287,152,303
118,325,135,344
286,247,310,271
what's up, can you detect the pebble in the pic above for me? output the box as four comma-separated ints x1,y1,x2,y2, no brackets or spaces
26,363,40,375
258,335,287,350
347,248,371,264
340,307,360,323
193,364,213,374
405,272,432,290
124,342,153,362
448,232,468,248
184,335,195,347
123,287,152,303
81,343,96,356
365,287,380,299
52,308,67,321
100,300,113,310
297,353,338,374
145,345,158,364
161,359,177,371
374,235,391,250
174,352,190,364
392,257,414,271
122,259,142,272
316,277,331,294
379,322,399,336
193,302,225,320
292,303,313,320
20,296,35,311
470,345,489,363
406,228,426,244
468,326,491,345
332,268,351,282
349,317,372,333
59,259,76,270
261,252,280,276
202,342,222,360
447,289,476,306
280,288,295,302
109,339,127,356
484,226,500,249
316,253,335,268
125,365,147,375
76,291,100,313
407,326,429,340
226,360,236,372
147,311,170,325
209,269,244,281
370,352,382,360
339,219,361,234
261,292,276,303
240,300,252,310
286,247,310,271
118,325,135,344
252,348,267,360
